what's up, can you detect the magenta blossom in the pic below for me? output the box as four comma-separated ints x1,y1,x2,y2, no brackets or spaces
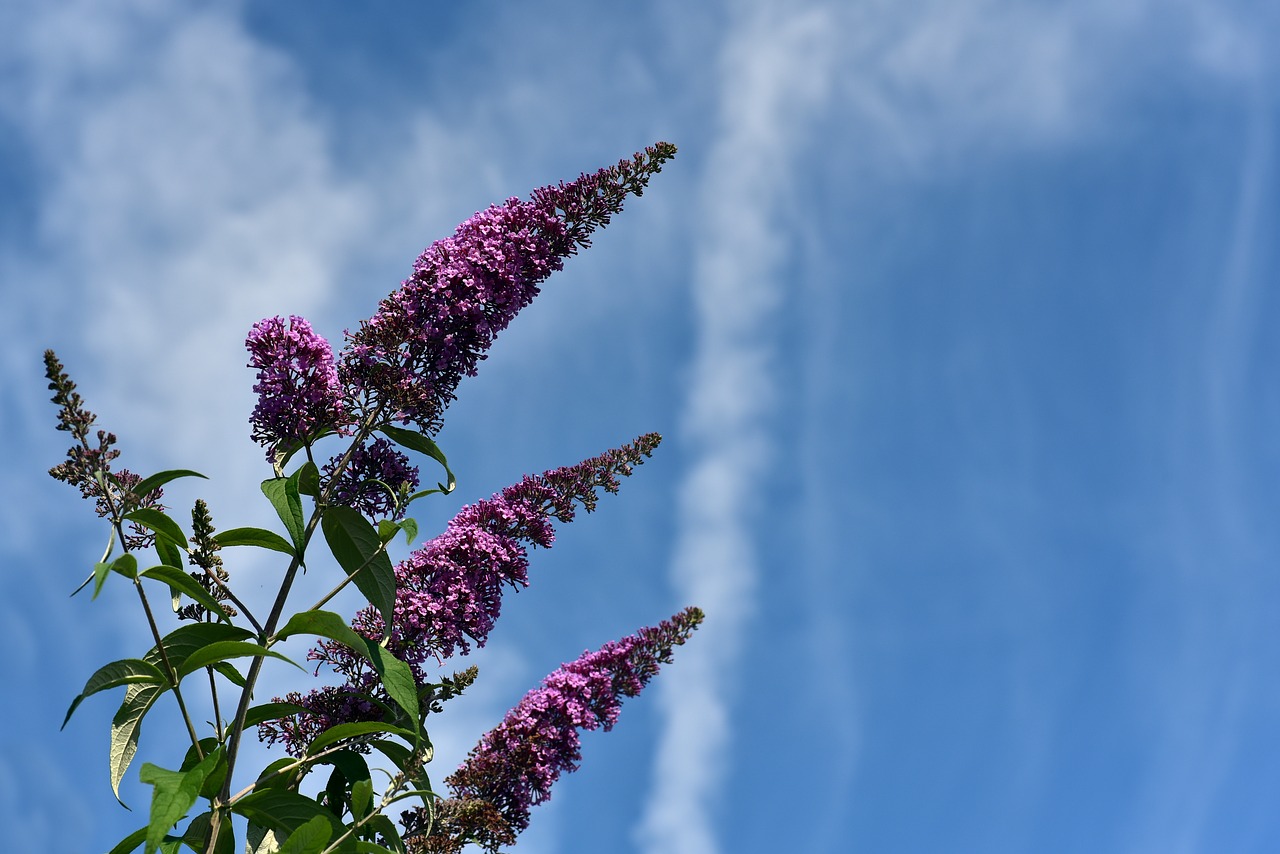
339,143,676,433
246,315,344,461
404,607,705,853
257,434,662,757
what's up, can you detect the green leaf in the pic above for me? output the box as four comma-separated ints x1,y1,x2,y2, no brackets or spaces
358,815,404,853
244,701,308,728
131,469,208,501
245,825,279,854
179,739,228,801
155,536,184,570
277,816,332,854
178,812,234,854
275,611,419,736
140,749,220,854
232,790,344,842
212,661,246,687
147,623,255,672
320,507,396,634
64,658,167,729
398,517,418,546
92,561,113,599
349,778,373,821
354,843,397,854
106,826,148,854
111,684,163,807
377,425,455,494
297,461,320,497
262,473,305,551
215,526,296,557
125,508,189,550
176,641,301,679
306,721,415,756
140,566,230,623
254,757,301,792
109,552,139,581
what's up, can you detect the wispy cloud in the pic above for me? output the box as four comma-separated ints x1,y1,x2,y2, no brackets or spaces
636,4,835,853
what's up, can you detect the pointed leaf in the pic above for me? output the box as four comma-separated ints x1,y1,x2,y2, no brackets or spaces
349,778,373,821
141,566,231,623
231,790,344,842
177,641,302,679
275,611,419,734
297,461,320,498
92,561,113,599
320,507,395,632
156,536,184,570
140,749,220,854
179,812,234,854
64,658,167,729
111,684,164,807
398,517,418,546
212,661,246,687
131,469,208,501
262,474,304,550
357,815,403,853
107,826,148,854
215,527,296,557
125,508,189,549
147,623,256,673
306,721,415,756
110,553,139,581
277,816,331,854
377,425,455,493
244,701,308,729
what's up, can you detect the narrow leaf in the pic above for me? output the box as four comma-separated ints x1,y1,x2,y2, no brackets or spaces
377,425,455,493
111,552,139,580
147,623,255,673
92,561,113,599
64,658,166,729
306,721,415,756
131,469,207,501
212,661,246,687
277,816,332,854
244,701,308,729
320,507,395,633
111,684,163,807
155,536,184,570
262,474,305,550
215,527,296,557
106,826,148,854
297,461,320,497
140,749,220,854
125,508,189,549
176,641,301,679
398,517,418,546
140,566,230,623
275,611,419,734
232,790,344,840
359,815,404,853
349,778,373,821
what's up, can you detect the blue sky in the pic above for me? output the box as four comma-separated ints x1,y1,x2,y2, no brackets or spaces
3,1,1280,852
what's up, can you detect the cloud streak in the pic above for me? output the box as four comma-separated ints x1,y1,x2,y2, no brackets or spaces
637,4,834,853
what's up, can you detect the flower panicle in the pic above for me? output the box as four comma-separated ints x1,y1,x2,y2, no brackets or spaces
258,435,663,757
406,606,703,854
338,143,675,435
246,315,345,464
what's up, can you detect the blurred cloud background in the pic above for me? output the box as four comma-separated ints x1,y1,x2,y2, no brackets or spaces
3,1,1280,851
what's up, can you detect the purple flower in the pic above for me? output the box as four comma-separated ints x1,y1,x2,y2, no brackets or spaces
339,143,676,433
257,434,662,756
404,607,704,853
322,437,420,520
246,315,344,461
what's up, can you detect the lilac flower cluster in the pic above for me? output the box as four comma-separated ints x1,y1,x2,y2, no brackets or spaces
321,437,420,520
257,434,662,756
246,315,344,461
404,607,705,854
338,143,676,434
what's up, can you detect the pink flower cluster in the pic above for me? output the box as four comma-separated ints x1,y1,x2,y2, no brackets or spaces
245,315,344,461
258,435,662,756
406,607,705,853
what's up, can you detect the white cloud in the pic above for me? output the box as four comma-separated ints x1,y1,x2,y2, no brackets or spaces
636,3,835,853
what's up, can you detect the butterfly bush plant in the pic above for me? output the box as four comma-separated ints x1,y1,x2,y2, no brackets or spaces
46,143,702,854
